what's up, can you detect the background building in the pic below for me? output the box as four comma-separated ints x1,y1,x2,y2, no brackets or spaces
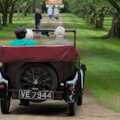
46,0,63,5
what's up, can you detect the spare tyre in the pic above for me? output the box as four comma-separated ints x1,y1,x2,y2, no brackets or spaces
18,64,58,91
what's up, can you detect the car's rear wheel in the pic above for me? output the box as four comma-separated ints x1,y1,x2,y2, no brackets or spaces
77,71,83,106
77,90,83,106
68,103,76,116
1,96,11,114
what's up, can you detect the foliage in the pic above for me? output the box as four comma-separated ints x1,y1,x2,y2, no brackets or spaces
0,0,43,26
107,0,120,14
64,0,111,29
106,0,120,38
64,0,120,37
0,0,18,25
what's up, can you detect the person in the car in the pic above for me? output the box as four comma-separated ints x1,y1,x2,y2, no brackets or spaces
54,22,66,40
9,28,38,46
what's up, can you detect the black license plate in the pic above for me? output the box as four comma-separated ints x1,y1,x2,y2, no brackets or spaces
19,90,54,100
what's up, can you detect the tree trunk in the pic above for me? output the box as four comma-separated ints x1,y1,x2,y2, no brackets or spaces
89,13,96,25
108,14,120,38
9,4,15,24
0,0,10,26
24,10,28,16
2,13,8,25
0,15,2,29
95,14,104,29
23,7,29,16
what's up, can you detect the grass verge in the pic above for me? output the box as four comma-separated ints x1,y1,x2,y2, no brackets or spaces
62,14,120,112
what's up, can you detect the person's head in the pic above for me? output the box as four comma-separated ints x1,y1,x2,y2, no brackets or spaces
35,8,41,14
25,29,34,39
15,28,26,39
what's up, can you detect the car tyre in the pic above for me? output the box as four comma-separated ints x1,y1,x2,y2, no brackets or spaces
68,103,75,116
1,96,11,114
77,71,83,106
77,90,83,106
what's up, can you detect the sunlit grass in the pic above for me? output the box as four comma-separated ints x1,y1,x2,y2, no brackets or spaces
62,14,120,112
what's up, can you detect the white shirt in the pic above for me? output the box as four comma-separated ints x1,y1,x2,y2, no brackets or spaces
48,7,53,15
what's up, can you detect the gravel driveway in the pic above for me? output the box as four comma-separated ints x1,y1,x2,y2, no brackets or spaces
0,92,120,120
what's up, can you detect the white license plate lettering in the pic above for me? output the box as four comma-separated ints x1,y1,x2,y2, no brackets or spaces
47,92,52,99
41,92,47,99
19,90,54,100
20,90,26,98
37,92,42,99
25,90,30,99
20,90,30,99
32,91,37,99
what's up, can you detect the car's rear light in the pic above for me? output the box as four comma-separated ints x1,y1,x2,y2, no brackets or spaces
0,84,5,90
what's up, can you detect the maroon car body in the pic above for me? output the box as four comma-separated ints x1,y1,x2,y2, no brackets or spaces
0,45,79,89
0,29,86,116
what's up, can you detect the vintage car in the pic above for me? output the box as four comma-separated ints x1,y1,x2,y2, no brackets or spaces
0,29,86,116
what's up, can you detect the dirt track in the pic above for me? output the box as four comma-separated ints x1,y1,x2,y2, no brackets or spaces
0,92,120,120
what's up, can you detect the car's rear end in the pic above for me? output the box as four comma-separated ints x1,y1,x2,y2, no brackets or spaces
0,30,86,116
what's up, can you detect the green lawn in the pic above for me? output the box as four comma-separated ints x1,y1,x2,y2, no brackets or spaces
0,13,120,112
0,14,34,39
63,14,120,112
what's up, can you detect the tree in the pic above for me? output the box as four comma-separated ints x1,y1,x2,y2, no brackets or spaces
9,0,18,24
106,0,120,38
66,0,109,29
62,0,70,13
0,0,10,25
0,0,19,25
0,0,39,25
0,14,2,29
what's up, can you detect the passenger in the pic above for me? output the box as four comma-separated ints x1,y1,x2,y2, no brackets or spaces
54,22,66,40
9,28,38,46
